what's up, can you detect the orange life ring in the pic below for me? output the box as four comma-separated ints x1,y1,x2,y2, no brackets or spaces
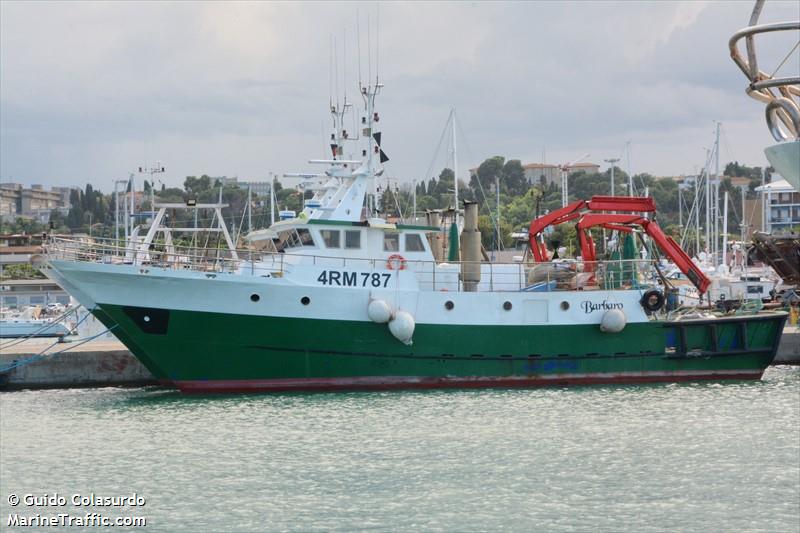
386,254,407,270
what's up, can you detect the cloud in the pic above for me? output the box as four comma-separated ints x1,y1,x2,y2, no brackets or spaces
1,1,797,190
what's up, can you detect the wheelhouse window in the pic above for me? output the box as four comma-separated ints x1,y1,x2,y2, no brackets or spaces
275,228,315,252
383,233,400,252
297,228,315,247
404,233,425,252
345,230,361,249
320,230,340,248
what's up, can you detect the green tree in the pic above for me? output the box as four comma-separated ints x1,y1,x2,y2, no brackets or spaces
470,156,505,202
184,175,212,196
502,159,527,196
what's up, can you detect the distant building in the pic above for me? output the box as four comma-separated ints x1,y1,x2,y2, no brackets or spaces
469,161,602,187
568,162,601,175
215,176,239,187
755,176,800,233
207,176,272,199
239,181,272,199
0,233,69,307
522,163,560,185
0,183,74,223
0,279,70,308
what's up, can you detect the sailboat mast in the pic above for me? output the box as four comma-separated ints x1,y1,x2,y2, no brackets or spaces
722,191,729,269
695,173,701,257
270,172,275,226
452,108,459,225
129,174,135,239
704,148,711,262
714,122,721,265
412,179,417,224
741,186,747,243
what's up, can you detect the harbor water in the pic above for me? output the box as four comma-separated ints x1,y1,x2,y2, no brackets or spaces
1,367,798,532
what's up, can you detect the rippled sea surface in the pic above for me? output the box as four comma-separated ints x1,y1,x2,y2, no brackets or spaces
2,367,799,532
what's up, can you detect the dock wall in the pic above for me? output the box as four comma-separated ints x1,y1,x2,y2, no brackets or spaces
0,340,155,390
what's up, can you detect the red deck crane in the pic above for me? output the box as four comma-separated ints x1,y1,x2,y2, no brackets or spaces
527,195,710,294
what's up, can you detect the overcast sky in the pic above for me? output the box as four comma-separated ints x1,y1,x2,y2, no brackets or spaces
1,1,798,191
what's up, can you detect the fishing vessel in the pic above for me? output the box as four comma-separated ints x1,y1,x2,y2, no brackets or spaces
43,79,786,393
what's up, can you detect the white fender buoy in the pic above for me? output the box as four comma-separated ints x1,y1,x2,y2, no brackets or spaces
389,310,415,345
600,309,627,333
367,299,392,324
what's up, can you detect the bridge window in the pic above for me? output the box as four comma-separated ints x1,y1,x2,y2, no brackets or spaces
345,230,361,249
405,233,425,252
320,230,340,248
383,233,400,252
297,228,315,247
275,229,315,251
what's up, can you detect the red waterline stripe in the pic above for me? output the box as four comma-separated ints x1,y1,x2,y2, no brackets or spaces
175,370,765,393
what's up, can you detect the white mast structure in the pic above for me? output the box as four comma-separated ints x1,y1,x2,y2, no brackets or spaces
560,153,590,207
625,141,633,196
128,173,135,239
451,108,459,226
704,147,711,263
269,171,275,226
138,162,165,224
604,158,620,196
713,122,721,266
721,190,729,269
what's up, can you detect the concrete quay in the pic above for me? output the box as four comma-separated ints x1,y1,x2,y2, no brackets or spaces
775,325,800,365
0,338,155,390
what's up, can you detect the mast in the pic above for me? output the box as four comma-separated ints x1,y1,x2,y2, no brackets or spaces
714,122,721,265
741,185,747,243
625,141,633,196
114,180,120,243
452,108,459,225
704,148,711,263
695,172,701,258
270,171,275,226
722,190,729,269
247,184,252,233
495,175,501,255
129,173,134,239
412,178,417,224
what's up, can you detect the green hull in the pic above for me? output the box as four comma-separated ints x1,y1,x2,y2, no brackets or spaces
95,304,786,393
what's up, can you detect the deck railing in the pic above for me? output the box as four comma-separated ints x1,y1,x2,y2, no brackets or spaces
45,236,660,293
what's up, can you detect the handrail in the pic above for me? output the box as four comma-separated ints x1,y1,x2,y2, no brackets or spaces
45,236,662,294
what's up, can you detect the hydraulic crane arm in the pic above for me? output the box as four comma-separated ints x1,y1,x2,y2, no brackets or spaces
527,196,711,294
640,219,711,294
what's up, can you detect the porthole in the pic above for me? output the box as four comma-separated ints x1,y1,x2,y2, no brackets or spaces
503,301,512,311
143,315,150,322
250,294,260,302
301,296,311,306
444,300,454,310
560,301,570,311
